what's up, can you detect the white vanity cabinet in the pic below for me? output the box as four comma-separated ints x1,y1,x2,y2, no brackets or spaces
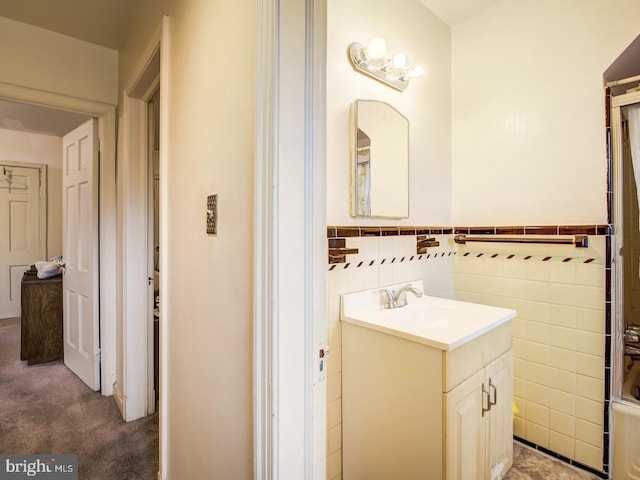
342,319,513,480
445,349,513,480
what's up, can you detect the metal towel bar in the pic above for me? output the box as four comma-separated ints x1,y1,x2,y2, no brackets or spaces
454,234,588,248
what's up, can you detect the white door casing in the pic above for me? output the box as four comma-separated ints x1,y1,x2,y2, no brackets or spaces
0,164,46,319
62,118,100,391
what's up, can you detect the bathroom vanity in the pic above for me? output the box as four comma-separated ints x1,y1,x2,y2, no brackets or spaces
341,282,515,480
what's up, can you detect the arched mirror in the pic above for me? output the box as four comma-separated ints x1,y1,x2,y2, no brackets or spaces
351,100,409,218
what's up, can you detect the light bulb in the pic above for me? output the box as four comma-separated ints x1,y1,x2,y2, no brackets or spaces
411,65,425,78
367,37,387,59
393,53,407,69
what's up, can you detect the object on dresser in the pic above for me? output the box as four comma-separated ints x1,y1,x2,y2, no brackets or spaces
35,255,64,279
20,270,63,365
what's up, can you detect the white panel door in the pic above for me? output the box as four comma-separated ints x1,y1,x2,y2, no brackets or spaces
62,119,100,391
0,165,45,319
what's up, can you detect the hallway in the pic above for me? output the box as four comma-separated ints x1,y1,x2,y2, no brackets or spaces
0,317,158,479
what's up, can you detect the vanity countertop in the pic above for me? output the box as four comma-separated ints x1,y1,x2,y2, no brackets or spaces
340,281,516,351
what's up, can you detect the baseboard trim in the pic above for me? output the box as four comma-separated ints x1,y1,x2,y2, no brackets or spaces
113,380,125,419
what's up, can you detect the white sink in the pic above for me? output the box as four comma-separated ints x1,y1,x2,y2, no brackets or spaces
340,280,516,351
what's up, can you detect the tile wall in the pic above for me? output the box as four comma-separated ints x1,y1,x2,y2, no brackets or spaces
326,227,455,480
454,235,608,475
326,226,610,479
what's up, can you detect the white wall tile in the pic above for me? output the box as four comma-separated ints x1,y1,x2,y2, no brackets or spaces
527,321,550,345
576,375,604,403
327,449,342,480
328,268,347,297
575,263,605,288
547,389,575,416
575,397,604,425
549,410,575,437
526,362,549,386
575,308,605,334
576,286,605,311
548,304,576,328
575,419,603,448
526,261,550,282
526,422,549,448
327,372,342,403
514,416,525,438
327,398,342,430
526,381,549,407
526,401,549,427
549,283,576,307
574,440,602,471
575,330,605,357
549,262,576,285
575,352,604,380
526,341,549,366
548,326,576,351
548,368,575,395
327,346,342,376
526,280,550,303
503,278,527,299
549,431,575,459
328,424,342,454
549,346,576,373
526,301,550,324
503,259,526,279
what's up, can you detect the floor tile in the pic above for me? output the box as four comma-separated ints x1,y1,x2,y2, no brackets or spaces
506,442,601,480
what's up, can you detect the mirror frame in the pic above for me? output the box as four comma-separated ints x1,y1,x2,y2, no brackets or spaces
350,99,409,218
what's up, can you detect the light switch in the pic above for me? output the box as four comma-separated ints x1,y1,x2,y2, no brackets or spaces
207,194,217,234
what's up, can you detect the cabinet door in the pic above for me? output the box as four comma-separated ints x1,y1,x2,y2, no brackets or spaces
445,368,485,480
485,350,513,480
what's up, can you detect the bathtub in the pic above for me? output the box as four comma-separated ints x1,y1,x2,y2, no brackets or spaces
612,362,640,479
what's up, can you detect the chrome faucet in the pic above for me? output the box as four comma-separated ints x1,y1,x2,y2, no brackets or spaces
380,284,423,309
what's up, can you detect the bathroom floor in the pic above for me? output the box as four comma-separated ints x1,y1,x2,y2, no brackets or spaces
506,441,602,479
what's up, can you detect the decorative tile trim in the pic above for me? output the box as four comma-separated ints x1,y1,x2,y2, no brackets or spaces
327,251,454,271
327,226,454,238
453,225,610,235
327,224,610,238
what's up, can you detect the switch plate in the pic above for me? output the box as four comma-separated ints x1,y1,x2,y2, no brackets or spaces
207,194,217,234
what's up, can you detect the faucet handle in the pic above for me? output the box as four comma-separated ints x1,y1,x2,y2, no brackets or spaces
379,289,394,309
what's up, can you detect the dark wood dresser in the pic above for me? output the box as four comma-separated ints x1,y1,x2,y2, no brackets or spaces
20,268,63,365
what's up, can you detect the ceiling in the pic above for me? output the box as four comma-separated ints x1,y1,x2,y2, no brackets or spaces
0,100,92,137
0,0,499,138
0,0,135,50
418,0,503,25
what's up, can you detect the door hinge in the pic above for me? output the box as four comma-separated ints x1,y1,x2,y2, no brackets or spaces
319,345,330,381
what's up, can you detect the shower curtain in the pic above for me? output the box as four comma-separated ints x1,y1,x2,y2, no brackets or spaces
628,105,640,276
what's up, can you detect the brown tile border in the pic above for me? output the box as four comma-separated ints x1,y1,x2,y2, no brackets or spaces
327,224,610,238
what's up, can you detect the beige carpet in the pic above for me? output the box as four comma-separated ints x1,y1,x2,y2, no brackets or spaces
0,317,159,480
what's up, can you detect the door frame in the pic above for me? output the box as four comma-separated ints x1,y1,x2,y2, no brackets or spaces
119,15,168,478
611,89,640,403
116,32,161,423
254,0,327,477
0,82,118,397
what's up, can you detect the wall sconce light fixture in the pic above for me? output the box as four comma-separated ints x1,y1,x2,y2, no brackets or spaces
348,37,424,92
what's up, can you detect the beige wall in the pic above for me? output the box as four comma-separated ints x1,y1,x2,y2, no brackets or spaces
118,0,256,477
451,0,640,226
327,0,451,226
0,128,62,259
326,0,452,477
0,16,117,105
